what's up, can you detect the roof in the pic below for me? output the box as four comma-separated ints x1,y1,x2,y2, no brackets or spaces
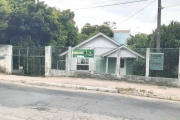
101,45,145,59
112,30,131,33
59,32,121,56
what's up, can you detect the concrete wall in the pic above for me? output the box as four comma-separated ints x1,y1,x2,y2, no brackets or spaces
47,70,180,87
0,45,12,74
45,46,52,77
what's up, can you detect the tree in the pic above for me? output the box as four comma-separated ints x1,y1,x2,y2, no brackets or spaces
1,0,78,47
81,23,98,36
60,9,79,47
77,33,89,43
103,21,116,29
98,25,114,37
127,21,180,78
148,21,180,78
81,23,114,38
0,0,11,43
0,0,10,31
126,33,148,49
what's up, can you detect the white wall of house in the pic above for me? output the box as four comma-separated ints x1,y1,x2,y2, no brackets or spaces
80,36,119,48
79,35,119,56
58,34,143,76
106,49,139,76
120,49,138,58
71,57,94,71
106,49,138,58
70,35,120,71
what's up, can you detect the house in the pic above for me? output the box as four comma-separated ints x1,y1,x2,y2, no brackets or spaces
59,33,144,76
112,30,130,45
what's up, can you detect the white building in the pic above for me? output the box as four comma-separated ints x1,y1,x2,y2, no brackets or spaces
60,33,144,75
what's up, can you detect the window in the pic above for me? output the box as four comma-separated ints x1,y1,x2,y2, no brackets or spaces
77,57,89,70
120,59,124,68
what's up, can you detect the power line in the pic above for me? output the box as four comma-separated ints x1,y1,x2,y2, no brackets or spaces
123,0,156,22
163,2,180,8
47,0,138,9
72,0,147,10
49,0,128,4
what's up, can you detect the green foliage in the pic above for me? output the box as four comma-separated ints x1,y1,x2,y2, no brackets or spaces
12,47,45,76
126,33,148,48
132,59,145,76
1,0,78,47
51,47,68,70
81,23,114,38
127,21,180,78
0,0,10,31
0,0,11,42
77,33,89,43
103,21,116,29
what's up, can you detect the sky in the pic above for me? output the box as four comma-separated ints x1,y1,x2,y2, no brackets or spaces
40,0,180,35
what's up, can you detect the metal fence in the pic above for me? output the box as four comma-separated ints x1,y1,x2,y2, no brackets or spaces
129,48,146,76
51,46,68,70
12,47,45,76
50,47,180,79
149,48,179,78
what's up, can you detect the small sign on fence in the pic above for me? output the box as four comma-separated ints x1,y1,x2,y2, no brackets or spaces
150,53,164,70
73,49,94,58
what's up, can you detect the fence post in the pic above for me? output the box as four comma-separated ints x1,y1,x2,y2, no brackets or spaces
67,46,72,71
45,46,52,77
0,45,12,74
178,48,180,82
145,48,150,77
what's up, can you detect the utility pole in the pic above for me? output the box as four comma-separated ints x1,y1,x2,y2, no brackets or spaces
156,0,161,52
155,0,162,77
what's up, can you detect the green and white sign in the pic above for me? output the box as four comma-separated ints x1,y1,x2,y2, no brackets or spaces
73,49,94,58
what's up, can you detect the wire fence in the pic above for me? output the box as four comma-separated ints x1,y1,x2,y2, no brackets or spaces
149,48,179,78
51,46,68,70
12,47,45,76
9,46,180,79
129,48,146,76
50,47,180,79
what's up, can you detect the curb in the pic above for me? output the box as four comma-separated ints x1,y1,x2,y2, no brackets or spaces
0,79,180,102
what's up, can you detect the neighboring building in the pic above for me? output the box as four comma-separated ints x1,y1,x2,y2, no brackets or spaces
112,30,130,45
59,33,144,76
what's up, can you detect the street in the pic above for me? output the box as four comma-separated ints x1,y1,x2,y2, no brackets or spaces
0,82,180,120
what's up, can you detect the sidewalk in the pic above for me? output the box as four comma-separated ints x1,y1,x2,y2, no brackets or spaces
0,74,180,101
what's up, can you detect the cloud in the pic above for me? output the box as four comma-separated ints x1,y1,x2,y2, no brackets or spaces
41,0,180,34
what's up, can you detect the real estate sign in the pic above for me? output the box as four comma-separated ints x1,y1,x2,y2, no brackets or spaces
73,49,94,58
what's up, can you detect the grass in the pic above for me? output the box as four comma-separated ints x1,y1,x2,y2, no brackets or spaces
147,90,154,94
140,89,146,93
78,87,87,90
116,87,136,93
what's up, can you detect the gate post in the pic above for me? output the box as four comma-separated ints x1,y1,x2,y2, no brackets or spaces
45,46,52,77
146,48,150,77
0,45,12,74
67,46,72,71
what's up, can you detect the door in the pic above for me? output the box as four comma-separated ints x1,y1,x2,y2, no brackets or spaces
120,58,126,75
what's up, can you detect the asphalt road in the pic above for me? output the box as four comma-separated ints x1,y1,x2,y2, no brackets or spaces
0,82,180,120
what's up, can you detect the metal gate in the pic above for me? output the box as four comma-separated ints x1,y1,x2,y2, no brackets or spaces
12,47,45,76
